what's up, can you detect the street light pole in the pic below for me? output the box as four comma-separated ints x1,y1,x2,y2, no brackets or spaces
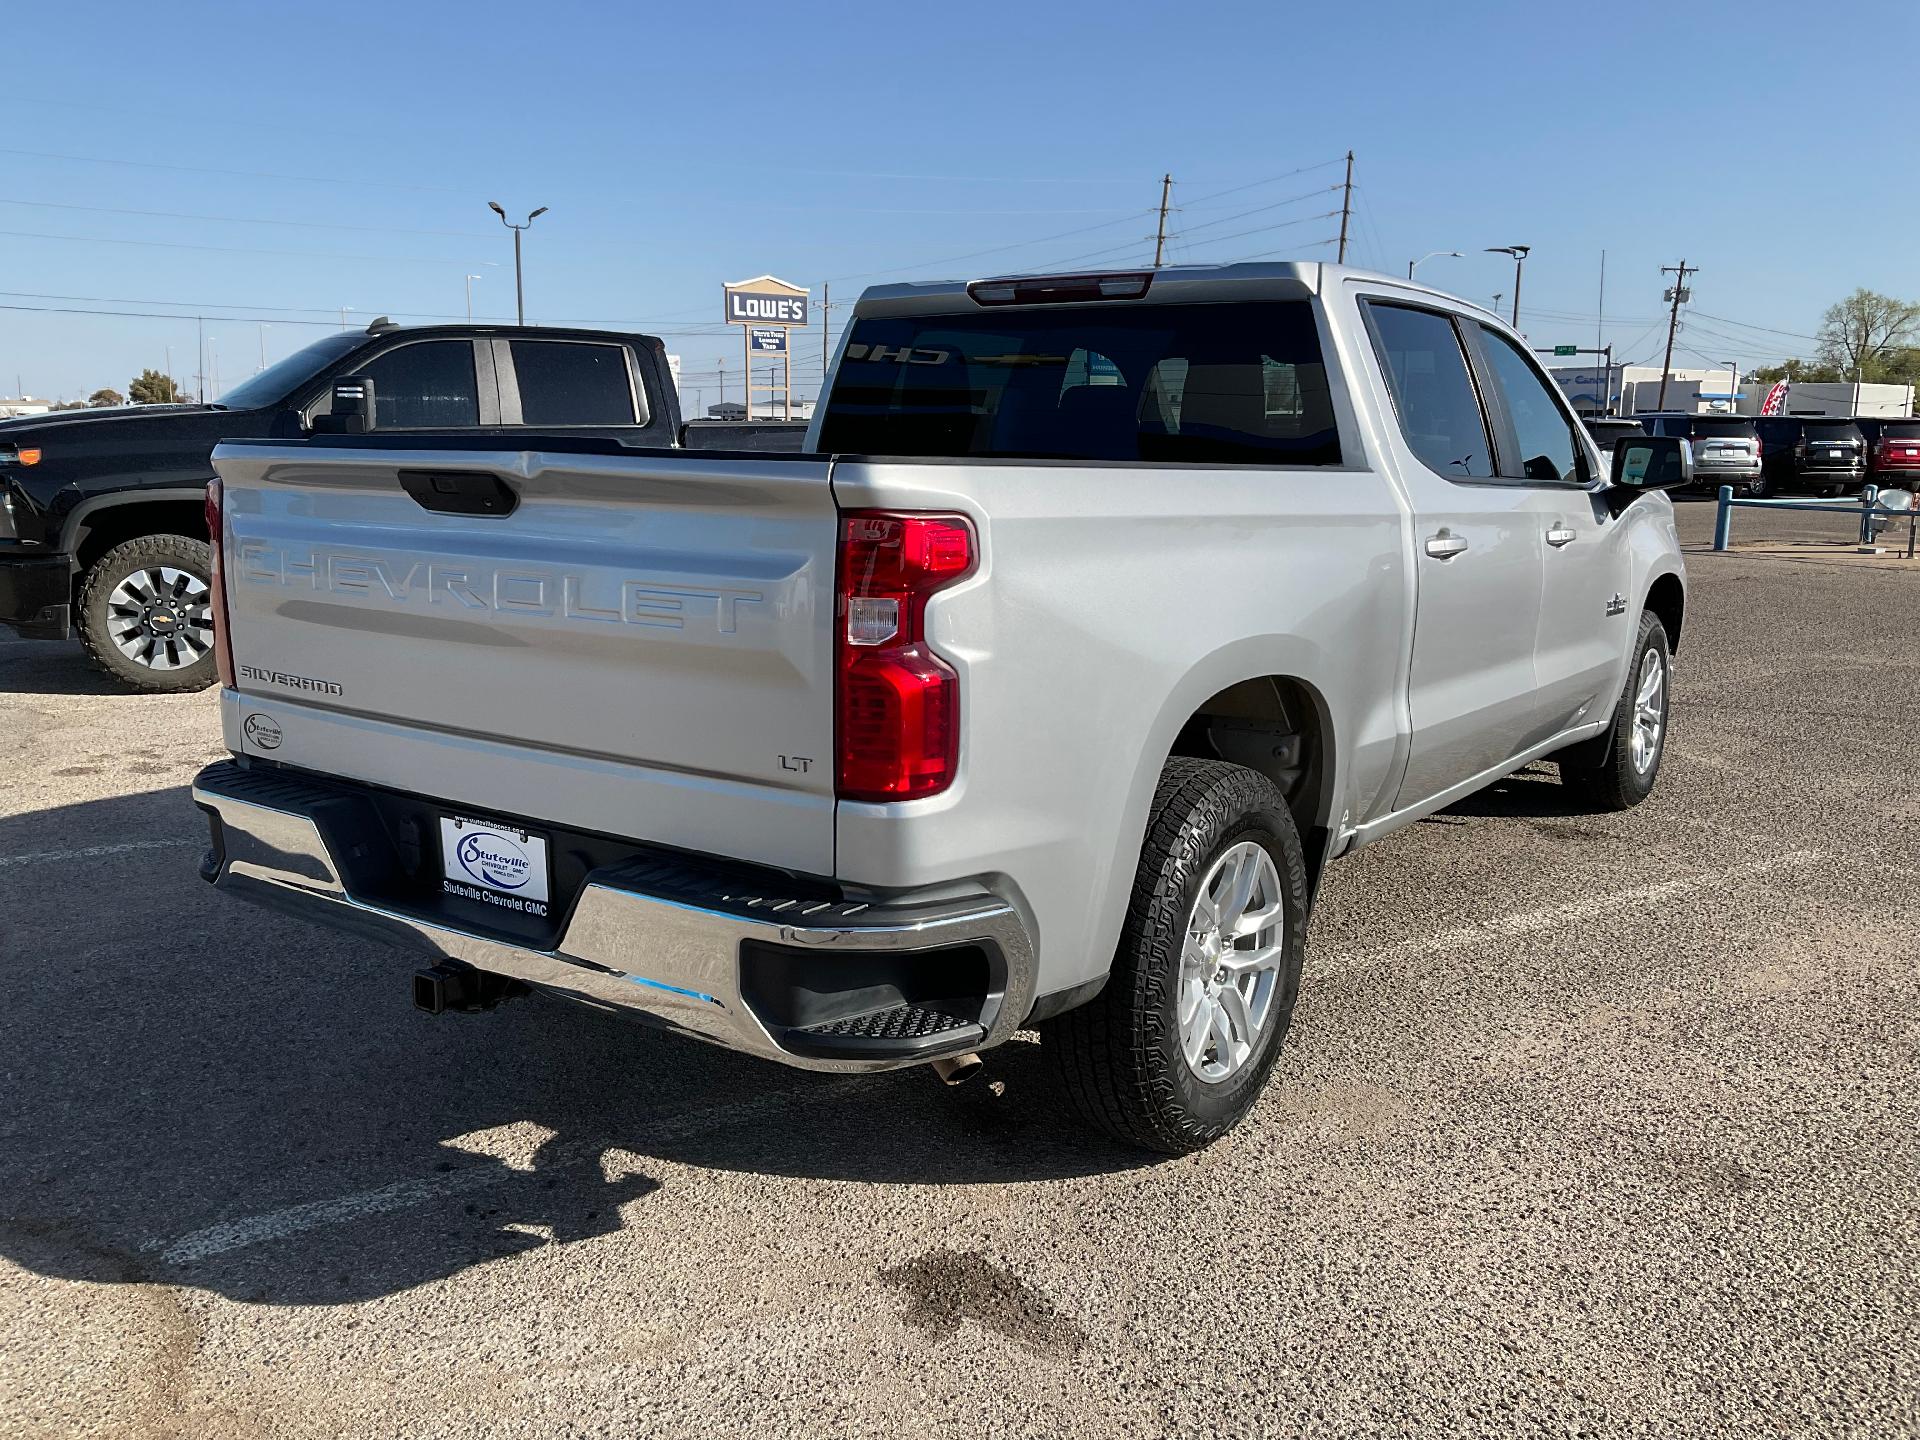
1408,250,1464,280
488,202,548,325
1485,246,1530,327
1721,359,1740,414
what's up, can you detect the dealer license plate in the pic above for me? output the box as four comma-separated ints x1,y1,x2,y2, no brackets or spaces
439,814,551,917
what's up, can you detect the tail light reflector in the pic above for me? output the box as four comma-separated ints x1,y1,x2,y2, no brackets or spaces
836,511,975,802
205,479,234,689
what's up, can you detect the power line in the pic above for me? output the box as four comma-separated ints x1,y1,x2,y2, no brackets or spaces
1171,184,1344,240
1178,156,1347,209
1227,235,1343,264
1689,309,1821,343
0,301,339,327
0,227,487,265
823,208,1160,283
0,196,490,239
0,146,464,193
0,289,735,331
1170,209,1345,256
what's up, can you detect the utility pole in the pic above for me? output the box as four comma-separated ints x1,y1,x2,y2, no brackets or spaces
821,282,831,374
1656,259,1698,411
1152,173,1173,268
1336,151,1354,264
1596,250,1607,413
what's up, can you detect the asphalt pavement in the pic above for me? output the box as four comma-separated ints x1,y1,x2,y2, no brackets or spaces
2,500,1915,1438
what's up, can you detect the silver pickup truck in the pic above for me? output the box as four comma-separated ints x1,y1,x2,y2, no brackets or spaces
192,263,1691,1153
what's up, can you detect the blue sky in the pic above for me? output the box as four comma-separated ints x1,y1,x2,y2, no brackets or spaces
3,0,1915,407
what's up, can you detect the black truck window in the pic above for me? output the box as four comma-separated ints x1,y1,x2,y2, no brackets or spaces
509,340,638,427
360,341,480,428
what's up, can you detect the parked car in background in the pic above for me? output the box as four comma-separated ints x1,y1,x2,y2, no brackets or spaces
1684,416,1765,496
1791,418,1867,496
1858,417,1920,489
0,320,802,692
1635,413,1697,440
191,262,1691,1154
1584,417,1644,455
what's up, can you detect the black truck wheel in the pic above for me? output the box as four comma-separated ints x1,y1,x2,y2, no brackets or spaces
1559,610,1670,812
76,535,219,693
1044,758,1309,1155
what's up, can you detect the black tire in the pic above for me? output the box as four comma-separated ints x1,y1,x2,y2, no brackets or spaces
1559,610,1670,812
1746,476,1770,498
1043,758,1309,1155
76,534,218,693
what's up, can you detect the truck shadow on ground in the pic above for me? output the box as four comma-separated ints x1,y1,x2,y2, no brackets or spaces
1430,763,1596,821
0,639,142,697
0,788,1152,1309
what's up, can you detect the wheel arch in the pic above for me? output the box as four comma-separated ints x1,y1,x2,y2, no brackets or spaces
63,489,211,589
1644,569,1685,653
1119,639,1344,918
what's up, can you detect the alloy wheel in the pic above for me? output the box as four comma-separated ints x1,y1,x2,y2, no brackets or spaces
106,566,213,671
1178,840,1286,1084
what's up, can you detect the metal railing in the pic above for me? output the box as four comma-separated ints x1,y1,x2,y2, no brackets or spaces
1712,483,1919,557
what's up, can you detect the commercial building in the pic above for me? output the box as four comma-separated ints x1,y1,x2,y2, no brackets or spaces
0,396,51,419
1550,365,1913,418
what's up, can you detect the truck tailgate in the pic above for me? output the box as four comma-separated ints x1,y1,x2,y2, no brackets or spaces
212,443,838,874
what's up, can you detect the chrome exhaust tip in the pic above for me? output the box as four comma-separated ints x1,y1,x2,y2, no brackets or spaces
930,1052,983,1086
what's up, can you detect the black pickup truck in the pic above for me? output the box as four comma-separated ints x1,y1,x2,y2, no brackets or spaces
0,319,806,691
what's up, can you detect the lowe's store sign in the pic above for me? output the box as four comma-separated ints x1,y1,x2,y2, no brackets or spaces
723,276,809,328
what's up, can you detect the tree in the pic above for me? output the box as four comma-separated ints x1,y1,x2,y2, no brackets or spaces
1814,289,1920,383
128,369,184,405
88,387,124,407
1751,357,1842,385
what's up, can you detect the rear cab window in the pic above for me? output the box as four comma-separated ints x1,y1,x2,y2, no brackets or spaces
816,301,1340,464
506,340,641,427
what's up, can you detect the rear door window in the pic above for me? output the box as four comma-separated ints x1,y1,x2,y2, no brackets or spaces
356,341,480,429
1362,302,1495,480
817,301,1340,464
508,340,639,427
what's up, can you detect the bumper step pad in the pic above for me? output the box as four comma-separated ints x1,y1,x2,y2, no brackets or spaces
783,1001,985,1060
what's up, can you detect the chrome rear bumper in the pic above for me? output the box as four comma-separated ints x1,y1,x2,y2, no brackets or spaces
192,760,1035,1072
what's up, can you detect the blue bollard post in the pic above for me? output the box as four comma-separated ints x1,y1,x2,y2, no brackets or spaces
1859,485,1880,547
1713,485,1734,551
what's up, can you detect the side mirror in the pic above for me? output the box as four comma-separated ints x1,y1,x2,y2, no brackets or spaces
1610,434,1691,492
310,376,377,435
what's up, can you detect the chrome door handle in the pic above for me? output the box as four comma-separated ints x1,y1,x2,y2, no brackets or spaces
1546,526,1577,547
1425,530,1469,559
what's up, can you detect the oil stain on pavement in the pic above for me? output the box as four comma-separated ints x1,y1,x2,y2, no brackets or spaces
880,1248,1087,1358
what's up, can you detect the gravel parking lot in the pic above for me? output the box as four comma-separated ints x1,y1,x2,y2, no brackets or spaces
2,501,1915,1439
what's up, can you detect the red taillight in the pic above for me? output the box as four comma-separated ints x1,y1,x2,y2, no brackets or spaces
205,479,234,690
835,511,975,802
